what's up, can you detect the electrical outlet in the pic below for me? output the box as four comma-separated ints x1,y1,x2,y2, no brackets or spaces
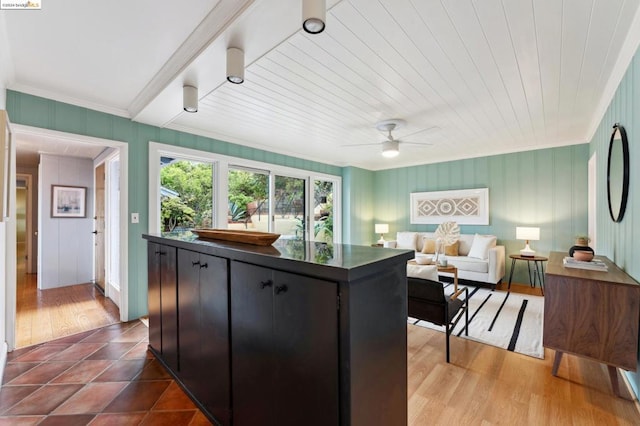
131,213,139,223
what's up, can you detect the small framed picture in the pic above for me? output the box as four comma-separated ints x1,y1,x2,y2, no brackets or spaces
51,185,87,218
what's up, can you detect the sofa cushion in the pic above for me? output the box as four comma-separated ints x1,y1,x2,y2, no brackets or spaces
421,238,436,254
396,232,418,250
456,234,475,256
444,241,459,256
467,234,497,259
447,256,489,273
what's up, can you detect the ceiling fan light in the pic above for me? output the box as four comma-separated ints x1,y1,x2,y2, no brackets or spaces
226,47,245,84
302,0,326,34
382,140,399,158
183,85,198,113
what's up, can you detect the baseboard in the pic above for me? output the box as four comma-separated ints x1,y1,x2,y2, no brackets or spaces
0,341,8,385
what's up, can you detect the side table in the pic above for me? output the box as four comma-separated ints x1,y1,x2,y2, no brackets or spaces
507,254,547,295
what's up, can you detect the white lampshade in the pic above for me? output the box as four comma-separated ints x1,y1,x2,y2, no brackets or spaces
516,226,540,257
382,140,399,158
516,227,540,241
302,0,326,34
226,47,245,84
183,85,198,113
375,224,389,234
375,223,389,245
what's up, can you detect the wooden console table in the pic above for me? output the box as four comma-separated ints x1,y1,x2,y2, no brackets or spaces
544,251,640,398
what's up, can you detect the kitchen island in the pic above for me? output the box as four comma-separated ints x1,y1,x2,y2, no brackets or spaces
143,232,414,426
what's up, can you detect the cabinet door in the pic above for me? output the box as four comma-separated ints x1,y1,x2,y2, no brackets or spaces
179,250,230,424
160,246,178,372
147,242,162,354
231,262,276,426
272,270,339,426
177,249,200,379
231,262,339,426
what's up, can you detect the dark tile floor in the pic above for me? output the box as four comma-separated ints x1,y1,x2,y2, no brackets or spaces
0,321,212,425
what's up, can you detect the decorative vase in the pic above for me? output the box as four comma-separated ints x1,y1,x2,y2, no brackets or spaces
573,251,594,262
569,237,594,257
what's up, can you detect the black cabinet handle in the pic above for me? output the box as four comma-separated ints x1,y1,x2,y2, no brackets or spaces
192,261,200,266
200,263,208,269
275,285,288,295
92,230,98,235
155,250,161,254
260,280,273,289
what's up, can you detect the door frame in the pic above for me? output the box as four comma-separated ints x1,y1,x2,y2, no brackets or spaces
15,173,32,274
93,150,121,308
7,124,129,351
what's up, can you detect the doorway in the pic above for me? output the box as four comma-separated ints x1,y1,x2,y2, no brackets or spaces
15,174,31,274
7,124,129,351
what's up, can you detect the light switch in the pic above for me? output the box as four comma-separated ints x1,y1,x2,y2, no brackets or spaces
131,213,139,223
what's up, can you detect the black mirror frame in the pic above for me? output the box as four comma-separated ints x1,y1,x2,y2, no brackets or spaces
607,123,630,223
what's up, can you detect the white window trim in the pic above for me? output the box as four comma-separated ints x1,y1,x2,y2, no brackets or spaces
148,142,342,243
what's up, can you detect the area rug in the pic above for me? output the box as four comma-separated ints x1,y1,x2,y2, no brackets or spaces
408,284,544,359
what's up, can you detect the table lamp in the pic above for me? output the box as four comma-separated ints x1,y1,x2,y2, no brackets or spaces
516,226,540,257
375,223,389,245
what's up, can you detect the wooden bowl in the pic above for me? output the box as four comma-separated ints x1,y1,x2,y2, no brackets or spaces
573,251,594,262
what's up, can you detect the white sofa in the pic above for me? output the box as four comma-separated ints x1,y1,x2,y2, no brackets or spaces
385,231,506,287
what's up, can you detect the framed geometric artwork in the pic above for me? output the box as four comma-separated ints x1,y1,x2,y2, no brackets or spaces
51,185,87,218
410,188,489,225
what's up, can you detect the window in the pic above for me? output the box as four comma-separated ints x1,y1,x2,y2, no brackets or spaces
149,142,341,243
160,158,214,231
273,175,306,239
227,167,269,232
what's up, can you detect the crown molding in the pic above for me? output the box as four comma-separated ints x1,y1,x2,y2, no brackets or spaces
8,83,131,118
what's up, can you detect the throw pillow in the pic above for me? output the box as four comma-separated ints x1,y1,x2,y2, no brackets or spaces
396,232,418,250
421,238,436,254
407,264,439,281
444,241,459,256
467,234,497,259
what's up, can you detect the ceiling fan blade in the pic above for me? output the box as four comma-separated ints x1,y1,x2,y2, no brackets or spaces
342,142,383,147
401,125,440,140
399,140,433,146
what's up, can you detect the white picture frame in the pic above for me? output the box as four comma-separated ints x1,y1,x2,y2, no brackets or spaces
410,188,489,225
51,185,87,218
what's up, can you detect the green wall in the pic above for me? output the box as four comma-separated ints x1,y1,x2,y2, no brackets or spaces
372,145,590,283
589,46,640,398
342,167,375,245
6,90,342,320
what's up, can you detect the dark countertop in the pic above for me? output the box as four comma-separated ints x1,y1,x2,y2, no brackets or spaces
143,231,414,282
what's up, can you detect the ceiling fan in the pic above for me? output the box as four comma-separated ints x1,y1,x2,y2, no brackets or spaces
346,119,438,158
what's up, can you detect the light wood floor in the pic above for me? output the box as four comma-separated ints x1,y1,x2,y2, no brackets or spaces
408,282,640,425
15,260,120,348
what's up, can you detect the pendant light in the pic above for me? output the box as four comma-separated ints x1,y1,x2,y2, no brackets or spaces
227,47,245,84
302,0,326,34
183,85,198,113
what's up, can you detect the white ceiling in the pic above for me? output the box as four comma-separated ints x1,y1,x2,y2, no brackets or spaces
3,0,640,170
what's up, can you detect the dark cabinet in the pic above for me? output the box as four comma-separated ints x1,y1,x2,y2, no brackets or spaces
144,234,412,426
230,261,339,426
147,242,178,372
177,249,230,424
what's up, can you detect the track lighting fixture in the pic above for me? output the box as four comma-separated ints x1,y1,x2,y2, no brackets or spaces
302,0,326,34
226,47,245,84
183,85,198,113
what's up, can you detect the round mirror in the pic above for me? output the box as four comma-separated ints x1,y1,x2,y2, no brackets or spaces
607,123,629,222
